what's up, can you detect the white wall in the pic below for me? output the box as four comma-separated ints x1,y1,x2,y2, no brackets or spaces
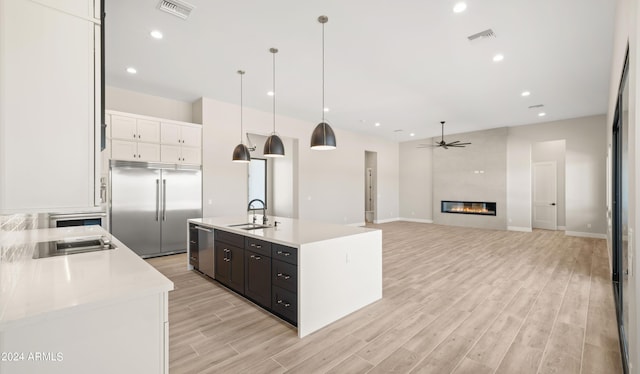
532,140,566,227
433,127,508,230
196,97,399,225
506,115,607,236
105,86,193,123
399,139,433,222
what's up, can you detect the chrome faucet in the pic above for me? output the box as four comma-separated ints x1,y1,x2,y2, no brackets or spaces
248,199,268,225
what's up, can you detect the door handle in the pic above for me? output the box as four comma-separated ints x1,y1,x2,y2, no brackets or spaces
550,203,556,206
162,179,167,221
155,179,160,221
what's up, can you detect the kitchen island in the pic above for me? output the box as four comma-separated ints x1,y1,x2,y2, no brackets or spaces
187,216,382,338
0,225,173,374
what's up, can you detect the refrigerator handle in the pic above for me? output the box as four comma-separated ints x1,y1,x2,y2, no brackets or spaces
155,179,160,221
162,179,167,221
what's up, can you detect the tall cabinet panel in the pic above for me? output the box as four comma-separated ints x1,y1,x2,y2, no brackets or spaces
0,0,101,213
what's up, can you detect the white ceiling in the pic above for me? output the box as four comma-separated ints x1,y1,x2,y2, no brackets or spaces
105,0,616,142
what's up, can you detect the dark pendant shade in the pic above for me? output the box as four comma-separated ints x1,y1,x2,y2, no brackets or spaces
264,134,285,157
310,122,336,150
232,143,251,163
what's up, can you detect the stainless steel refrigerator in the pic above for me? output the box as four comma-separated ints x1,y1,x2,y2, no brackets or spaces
109,160,202,258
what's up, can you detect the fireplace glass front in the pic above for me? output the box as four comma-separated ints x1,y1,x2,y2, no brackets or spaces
441,201,496,216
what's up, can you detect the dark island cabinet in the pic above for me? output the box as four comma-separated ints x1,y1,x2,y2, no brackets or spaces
214,230,245,294
212,229,297,326
244,249,271,307
244,237,273,307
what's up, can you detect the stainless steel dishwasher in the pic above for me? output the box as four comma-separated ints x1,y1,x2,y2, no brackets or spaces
194,225,214,278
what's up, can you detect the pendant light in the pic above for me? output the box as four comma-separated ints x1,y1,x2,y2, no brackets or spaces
310,15,337,150
232,70,251,163
264,48,285,157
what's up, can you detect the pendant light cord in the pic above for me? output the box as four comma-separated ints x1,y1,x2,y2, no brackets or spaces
272,50,276,133
240,72,243,143
322,20,325,123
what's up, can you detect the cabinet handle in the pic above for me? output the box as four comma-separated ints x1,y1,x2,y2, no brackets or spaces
250,255,261,260
138,134,141,139
277,272,290,280
189,256,196,261
250,243,262,249
277,299,291,308
276,251,291,257
133,134,136,139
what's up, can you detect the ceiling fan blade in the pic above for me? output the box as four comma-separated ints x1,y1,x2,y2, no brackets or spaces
448,140,461,145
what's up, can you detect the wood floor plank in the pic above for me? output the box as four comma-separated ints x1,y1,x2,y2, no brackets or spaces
494,342,544,374
144,223,622,373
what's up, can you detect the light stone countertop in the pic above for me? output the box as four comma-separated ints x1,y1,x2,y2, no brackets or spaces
0,226,174,329
188,216,378,247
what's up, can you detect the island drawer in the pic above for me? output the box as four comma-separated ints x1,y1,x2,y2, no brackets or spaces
272,259,297,292
215,229,244,248
272,285,297,325
272,244,297,265
245,237,272,257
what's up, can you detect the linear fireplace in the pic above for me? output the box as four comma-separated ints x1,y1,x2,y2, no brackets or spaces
441,201,496,216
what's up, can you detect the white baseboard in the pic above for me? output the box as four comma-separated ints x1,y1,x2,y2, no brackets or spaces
565,231,607,239
347,221,367,227
373,217,401,224
398,218,434,224
558,226,567,230
508,226,533,232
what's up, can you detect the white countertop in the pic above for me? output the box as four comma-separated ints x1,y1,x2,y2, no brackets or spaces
0,226,174,329
188,216,377,247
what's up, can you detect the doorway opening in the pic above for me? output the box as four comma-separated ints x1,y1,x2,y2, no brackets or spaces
365,151,377,223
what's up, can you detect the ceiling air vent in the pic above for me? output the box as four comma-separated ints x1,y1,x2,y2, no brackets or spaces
528,104,544,109
158,0,195,20
467,28,496,42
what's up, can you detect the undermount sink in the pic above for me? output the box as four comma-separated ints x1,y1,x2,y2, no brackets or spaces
227,223,272,230
32,235,116,259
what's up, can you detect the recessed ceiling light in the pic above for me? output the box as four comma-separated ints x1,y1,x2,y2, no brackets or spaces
493,54,504,62
375,122,381,127
267,91,274,96
324,107,330,112
126,67,137,74
410,133,415,137
538,112,546,117
521,91,530,97
453,2,467,13
150,30,163,39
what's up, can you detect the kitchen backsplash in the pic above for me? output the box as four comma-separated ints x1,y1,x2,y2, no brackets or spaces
0,214,41,321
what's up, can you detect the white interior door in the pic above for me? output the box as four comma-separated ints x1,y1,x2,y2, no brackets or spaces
532,161,557,230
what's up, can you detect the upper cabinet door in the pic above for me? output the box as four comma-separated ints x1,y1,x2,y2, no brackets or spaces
111,115,137,140
137,119,161,143
0,0,98,212
181,126,202,148
160,122,181,145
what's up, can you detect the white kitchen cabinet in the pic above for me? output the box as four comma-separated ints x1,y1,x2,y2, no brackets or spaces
0,0,101,213
161,122,201,147
161,145,202,164
107,111,202,166
111,115,161,143
112,140,161,162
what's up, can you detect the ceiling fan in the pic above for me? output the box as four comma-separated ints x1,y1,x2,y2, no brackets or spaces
417,121,471,149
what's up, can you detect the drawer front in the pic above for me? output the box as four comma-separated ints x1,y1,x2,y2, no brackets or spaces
215,229,244,248
271,244,297,265
245,237,272,257
272,286,297,325
272,259,297,293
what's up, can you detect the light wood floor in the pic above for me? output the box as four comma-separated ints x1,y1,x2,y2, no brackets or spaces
147,221,622,374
